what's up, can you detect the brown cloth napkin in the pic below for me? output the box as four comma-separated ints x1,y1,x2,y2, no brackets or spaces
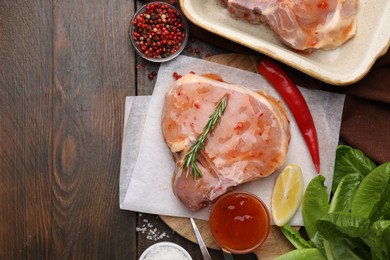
188,23,390,164
295,55,390,165
140,0,390,164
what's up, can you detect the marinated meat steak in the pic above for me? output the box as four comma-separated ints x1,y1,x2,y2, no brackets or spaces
222,0,358,50
162,74,290,210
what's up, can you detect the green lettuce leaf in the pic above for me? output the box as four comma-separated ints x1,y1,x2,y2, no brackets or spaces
380,202,390,219
279,146,389,260
275,248,326,260
371,220,390,236
302,175,329,240
318,212,371,238
371,181,390,221
364,220,390,260
332,145,376,193
317,213,372,259
351,163,390,219
329,173,363,213
281,225,313,249
310,232,326,256
323,239,366,260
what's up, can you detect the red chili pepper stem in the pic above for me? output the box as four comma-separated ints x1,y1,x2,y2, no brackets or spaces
257,58,320,173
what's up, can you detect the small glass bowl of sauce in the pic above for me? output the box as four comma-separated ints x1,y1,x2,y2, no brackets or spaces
209,191,270,254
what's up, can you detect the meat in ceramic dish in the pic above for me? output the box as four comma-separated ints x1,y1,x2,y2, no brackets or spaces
219,0,358,51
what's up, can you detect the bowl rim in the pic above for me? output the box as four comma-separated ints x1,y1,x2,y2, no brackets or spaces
209,191,271,254
129,2,189,63
138,241,192,260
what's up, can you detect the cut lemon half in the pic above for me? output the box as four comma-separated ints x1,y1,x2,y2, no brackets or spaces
271,164,304,226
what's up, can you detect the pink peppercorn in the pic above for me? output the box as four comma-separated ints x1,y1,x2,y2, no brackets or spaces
148,70,157,80
172,71,182,80
131,3,187,60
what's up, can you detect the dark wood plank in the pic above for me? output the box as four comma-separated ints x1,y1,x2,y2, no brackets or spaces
132,1,229,257
0,1,53,259
51,1,136,259
131,2,229,259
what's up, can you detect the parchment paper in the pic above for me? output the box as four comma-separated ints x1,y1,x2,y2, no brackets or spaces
119,56,345,226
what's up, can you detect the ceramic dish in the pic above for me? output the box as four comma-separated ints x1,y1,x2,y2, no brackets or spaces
180,0,390,85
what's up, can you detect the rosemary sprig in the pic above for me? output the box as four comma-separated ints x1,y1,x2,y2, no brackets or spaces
181,95,229,180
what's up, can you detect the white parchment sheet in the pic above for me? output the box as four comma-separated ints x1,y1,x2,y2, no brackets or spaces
119,55,345,226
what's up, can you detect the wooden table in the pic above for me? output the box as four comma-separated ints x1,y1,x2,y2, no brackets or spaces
0,1,257,259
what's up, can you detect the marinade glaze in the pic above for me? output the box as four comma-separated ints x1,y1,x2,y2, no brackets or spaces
209,192,270,253
162,74,290,210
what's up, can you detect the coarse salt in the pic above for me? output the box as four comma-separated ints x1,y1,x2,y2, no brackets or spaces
136,215,170,241
142,245,191,260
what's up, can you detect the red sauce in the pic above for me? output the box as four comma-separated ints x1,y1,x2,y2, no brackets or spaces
209,192,270,254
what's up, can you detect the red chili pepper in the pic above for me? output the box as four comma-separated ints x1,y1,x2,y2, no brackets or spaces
257,58,320,173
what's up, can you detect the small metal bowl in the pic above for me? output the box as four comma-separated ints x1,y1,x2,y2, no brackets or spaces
130,2,189,63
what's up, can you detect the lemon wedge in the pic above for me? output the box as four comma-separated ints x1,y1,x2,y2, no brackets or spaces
271,164,304,226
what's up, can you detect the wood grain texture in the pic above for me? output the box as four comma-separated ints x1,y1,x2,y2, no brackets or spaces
1,0,137,259
0,1,53,259
51,0,136,259
1,1,283,259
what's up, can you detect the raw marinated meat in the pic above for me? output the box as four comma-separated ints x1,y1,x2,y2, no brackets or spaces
223,0,358,50
162,74,290,210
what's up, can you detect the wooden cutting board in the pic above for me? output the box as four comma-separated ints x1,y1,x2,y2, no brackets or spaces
160,215,295,259
161,53,296,259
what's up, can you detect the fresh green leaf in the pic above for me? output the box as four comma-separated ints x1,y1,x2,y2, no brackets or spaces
361,221,390,260
281,225,313,249
367,220,390,259
318,212,371,238
371,220,390,237
371,182,390,221
316,218,343,240
302,175,329,240
317,213,372,259
380,202,390,219
279,146,389,260
351,163,390,219
275,248,326,260
329,173,363,213
332,145,376,193
310,232,326,256
323,239,365,260
316,214,370,254
381,223,390,259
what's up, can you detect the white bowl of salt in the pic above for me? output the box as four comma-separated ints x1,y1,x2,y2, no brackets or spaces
139,241,192,260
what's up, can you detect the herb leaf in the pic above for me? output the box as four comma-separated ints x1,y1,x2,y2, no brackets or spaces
181,95,228,179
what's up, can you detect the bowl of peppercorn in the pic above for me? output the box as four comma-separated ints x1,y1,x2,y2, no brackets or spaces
130,2,189,62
